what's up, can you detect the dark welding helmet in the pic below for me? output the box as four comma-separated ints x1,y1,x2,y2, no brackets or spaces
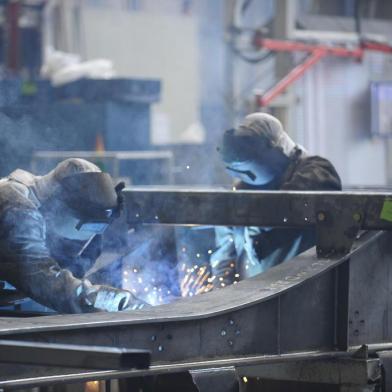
217,128,285,185
58,172,122,235
217,128,271,164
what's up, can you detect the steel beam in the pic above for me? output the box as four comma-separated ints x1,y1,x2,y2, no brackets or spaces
123,188,392,256
0,340,150,370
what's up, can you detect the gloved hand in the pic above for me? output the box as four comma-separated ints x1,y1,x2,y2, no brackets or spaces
80,280,149,312
243,226,265,266
211,259,236,289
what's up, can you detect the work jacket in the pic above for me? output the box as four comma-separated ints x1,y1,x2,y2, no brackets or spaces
0,170,100,313
210,148,342,285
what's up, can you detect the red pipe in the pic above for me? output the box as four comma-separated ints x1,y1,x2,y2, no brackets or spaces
257,49,326,107
255,38,363,59
254,37,392,107
362,41,392,54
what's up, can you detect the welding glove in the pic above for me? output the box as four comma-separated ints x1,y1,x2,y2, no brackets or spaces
79,280,148,312
210,227,238,289
243,226,265,266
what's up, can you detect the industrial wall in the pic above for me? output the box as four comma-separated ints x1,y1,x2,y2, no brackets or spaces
80,1,392,187
81,0,201,145
295,53,392,186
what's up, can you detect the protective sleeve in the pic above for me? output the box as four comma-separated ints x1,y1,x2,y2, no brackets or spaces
0,207,93,313
246,226,316,271
210,226,237,287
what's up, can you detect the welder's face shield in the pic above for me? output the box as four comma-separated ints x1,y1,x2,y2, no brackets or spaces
225,160,276,186
218,128,280,186
57,172,120,238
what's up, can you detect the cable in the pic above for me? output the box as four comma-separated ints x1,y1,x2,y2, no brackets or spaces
231,44,273,64
230,0,273,64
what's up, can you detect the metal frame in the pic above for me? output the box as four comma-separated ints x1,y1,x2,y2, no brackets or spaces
0,230,390,388
0,340,150,370
123,188,392,257
1,189,392,389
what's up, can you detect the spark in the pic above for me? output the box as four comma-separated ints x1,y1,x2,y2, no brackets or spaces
133,268,138,273
234,273,240,278
232,186,237,191
196,253,200,258
207,249,213,254
180,265,210,297
186,165,190,170
138,277,143,284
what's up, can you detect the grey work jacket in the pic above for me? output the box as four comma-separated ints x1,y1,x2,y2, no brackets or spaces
0,172,98,313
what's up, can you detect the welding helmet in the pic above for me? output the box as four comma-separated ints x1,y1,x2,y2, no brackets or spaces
38,158,122,237
58,172,122,235
217,113,296,186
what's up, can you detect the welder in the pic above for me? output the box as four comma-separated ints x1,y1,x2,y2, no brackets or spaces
0,158,146,313
211,113,342,288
